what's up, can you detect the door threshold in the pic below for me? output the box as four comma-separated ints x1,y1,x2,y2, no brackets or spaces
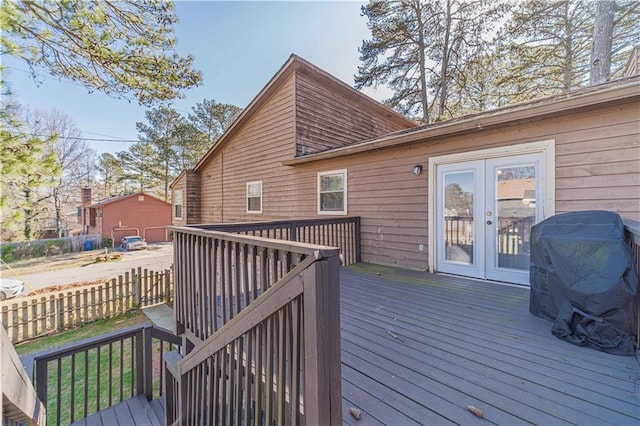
436,272,530,289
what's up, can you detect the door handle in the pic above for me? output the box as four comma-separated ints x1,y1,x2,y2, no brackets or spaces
486,220,493,225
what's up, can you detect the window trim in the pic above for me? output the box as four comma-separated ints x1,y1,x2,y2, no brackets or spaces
173,190,183,219
317,169,348,215
246,180,263,214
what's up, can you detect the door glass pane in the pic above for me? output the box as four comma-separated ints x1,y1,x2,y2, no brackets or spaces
443,171,474,264
495,164,536,270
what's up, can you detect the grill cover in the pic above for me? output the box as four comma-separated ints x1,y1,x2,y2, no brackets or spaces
529,211,638,355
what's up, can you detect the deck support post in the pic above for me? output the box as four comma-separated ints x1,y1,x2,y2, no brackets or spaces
303,254,342,425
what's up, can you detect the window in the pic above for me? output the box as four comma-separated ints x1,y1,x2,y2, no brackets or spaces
318,169,347,215
246,181,262,213
174,190,183,219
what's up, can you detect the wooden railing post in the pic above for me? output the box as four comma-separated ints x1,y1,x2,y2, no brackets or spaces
143,325,153,400
355,216,362,263
303,253,342,425
135,328,145,396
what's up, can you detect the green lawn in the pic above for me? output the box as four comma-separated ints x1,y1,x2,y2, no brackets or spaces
15,310,149,356
16,310,156,425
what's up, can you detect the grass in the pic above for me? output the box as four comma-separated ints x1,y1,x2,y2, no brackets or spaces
15,309,172,425
15,310,149,356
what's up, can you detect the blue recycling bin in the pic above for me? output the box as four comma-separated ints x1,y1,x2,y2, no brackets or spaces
84,240,94,251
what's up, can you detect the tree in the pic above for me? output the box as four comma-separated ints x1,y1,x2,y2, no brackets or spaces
37,110,96,237
497,0,639,102
117,142,160,195
356,0,505,123
172,122,209,170
96,152,126,198
1,1,201,105
590,1,640,83
188,99,242,144
136,107,184,200
1,105,60,240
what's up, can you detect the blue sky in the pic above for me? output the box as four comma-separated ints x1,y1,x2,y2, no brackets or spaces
3,1,384,155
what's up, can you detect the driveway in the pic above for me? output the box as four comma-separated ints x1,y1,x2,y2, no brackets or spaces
12,243,174,295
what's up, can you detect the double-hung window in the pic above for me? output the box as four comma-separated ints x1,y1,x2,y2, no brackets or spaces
173,190,183,219
246,181,263,213
317,169,347,215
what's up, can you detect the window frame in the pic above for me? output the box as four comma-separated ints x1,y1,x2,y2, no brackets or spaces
246,180,263,214
173,190,183,219
317,169,348,215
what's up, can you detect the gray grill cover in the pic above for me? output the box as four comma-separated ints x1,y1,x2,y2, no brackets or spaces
529,211,638,355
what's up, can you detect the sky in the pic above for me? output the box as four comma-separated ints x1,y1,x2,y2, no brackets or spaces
2,0,388,156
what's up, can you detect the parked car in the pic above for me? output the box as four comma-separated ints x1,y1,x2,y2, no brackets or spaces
120,236,147,251
0,278,24,301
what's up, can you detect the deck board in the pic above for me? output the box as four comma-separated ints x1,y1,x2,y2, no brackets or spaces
70,263,639,425
340,264,640,425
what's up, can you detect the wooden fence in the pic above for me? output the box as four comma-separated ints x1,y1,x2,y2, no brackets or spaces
1,268,173,344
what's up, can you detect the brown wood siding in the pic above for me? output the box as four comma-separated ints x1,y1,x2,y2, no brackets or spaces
199,74,298,223
171,174,187,226
624,46,640,77
197,80,638,270
185,170,201,224
295,71,414,156
288,102,639,270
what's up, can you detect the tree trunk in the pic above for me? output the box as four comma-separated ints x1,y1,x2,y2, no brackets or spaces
414,0,430,124
437,0,453,120
590,1,615,84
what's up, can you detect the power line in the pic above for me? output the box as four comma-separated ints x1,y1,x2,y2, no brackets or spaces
32,134,139,143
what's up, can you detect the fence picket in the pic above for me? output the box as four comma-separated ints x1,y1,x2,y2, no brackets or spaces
1,269,173,343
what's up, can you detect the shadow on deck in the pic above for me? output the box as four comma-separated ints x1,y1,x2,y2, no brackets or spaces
341,264,640,425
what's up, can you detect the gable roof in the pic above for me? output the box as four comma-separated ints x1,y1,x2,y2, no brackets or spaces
87,192,170,208
189,54,415,174
283,76,640,165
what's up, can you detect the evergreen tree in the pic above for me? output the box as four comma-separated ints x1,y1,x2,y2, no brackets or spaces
497,0,639,102
136,107,184,200
96,153,126,198
189,99,242,144
1,0,201,105
356,0,505,123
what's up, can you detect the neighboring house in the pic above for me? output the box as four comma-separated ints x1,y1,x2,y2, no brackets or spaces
81,189,171,244
172,53,640,286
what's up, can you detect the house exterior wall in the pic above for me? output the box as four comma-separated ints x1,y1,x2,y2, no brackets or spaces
294,69,414,155
199,73,298,223
194,98,639,271
172,171,201,225
98,195,172,244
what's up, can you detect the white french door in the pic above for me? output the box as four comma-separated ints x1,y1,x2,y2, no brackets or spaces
436,153,544,285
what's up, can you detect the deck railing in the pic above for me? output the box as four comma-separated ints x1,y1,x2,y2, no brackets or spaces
191,216,361,266
27,323,180,426
165,226,342,425
623,220,640,348
1,326,46,425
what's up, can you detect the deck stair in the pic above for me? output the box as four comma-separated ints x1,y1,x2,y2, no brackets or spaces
70,394,163,426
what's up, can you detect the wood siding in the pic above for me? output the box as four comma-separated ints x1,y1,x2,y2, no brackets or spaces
172,170,202,225
196,96,639,271
171,173,187,226
624,46,640,78
295,70,414,156
199,73,298,224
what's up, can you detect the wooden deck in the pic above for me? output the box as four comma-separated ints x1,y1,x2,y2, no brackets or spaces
341,264,640,425
74,263,639,425
70,395,163,426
